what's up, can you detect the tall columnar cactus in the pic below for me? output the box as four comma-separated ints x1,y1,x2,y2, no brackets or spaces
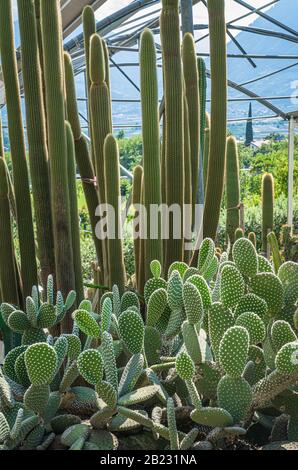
132,166,143,292
17,0,55,291
0,158,20,352
63,52,103,273
203,127,210,194
182,33,200,229
0,0,37,297
262,173,274,253
40,0,75,332
160,0,184,271
198,58,207,206
65,122,84,302
203,0,227,240
140,29,162,280
104,135,127,293
225,136,240,244
183,95,192,263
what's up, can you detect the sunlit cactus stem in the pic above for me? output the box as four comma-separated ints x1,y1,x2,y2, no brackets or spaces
225,136,240,245
17,0,55,291
203,0,227,240
132,165,144,292
104,135,127,294
140,29,162,280
160,0,185,271
262,173,274,254
40,0,75,332
0,0,38,297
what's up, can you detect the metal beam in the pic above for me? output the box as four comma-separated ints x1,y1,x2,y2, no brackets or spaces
61,0,108,38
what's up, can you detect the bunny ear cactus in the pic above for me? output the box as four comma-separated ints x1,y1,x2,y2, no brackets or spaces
186,275,212,312
118,311,145,355
25,343,58,385
275,342,298,375
120,292,140,314
234,293,268,320
183,282,204,325
77,350,104,386
232,238,258,278
176,352,202,410
168,262,189,280
144,277,167,305
208,303,234,362
220,265,245,309
271,320,297,352
217,376,252,424
74,309,100,339
235,313,266,345
101,297,113,336
250,273,284,317
198,238,215,275
219,326,249,378
167,270,183,312
146,288,168,327
278,262,298,306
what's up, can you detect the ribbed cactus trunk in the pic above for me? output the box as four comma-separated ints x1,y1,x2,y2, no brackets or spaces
262,173,274,253
132,165,143,292
83,6,96,166
90,33,112,283
183,95,192,263
140,29,162,281
0,158,20,352
66,122,84,302
225,136,240,245
0,0,37,297
160,0,185,272
198,58,207,161
64,52,104,274
203,127,210,194
182,33,200,231
203,0,227,240
17,0,55,291
104,135,126,294
40,0,75,332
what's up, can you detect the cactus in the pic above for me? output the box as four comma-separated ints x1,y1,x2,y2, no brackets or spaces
203,0,227,240
74,309,100,339
140,29,162,280
220,265,245,309
278,261,298,306
146,289,168,327
209,303,234,361
23,384,50,416
183,282,203,325
219,326,249,378
271,320,297,352
40,0,75,332
248,232,257,247
182,33,200,229
250,273,283,317
104,135,127,293
235,313,266,345
160,0,184,270
118,311,145,355
267,231,282,273
77,350,103,385
233,238,258,278
262,173,274,253
25,343,58,385
17,0,55,291
217,376,252,424
0,0,37,297
132,165,144,292
275,342,298,375
226,136,240,244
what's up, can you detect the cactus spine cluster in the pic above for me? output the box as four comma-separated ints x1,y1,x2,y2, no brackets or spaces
203,0,227,240
225,136,240,244
0,0,37,297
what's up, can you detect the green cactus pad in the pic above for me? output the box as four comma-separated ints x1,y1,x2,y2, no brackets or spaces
79,299,92,313
204,256,219,282
176,352,195,381
7,310,30,333
168,262,188,280
198,238,215,275
0,412,10,442
24,384,50,415
100,297,112,335
121,291,140,313
144,277,167,305
278,262,298,305
88,429,118,451
220,264,245,309
183,268,200,283
64,291,77,311
22,328,47,345
217,376,252,424
51,415,81,435
118,385,158,406
144,327,162,366
61,423,90,447
164,309,184,338
118,310,145,354
146,288,168,327
186,275,212,311
96,381,117,409
183,282,203,325
37,303,57,329
101,332,118,392
234,293,268,319
250,273,284,317
182,322,202,365
235,312,266,345
118,353,144,397
3,345,27,382
275,342,298,375
63,334,82,361
14,352,30,387
167,397,179,450
77,349,104,385
246,346,266,386
167,270,183,311
271,321,297,352
25,343,58,385
1,303,16,326
150,260,162,279
190,407,233,427
219,326,249,378
0,375,13,409
232,238,258,278
258,255,273,273
54,336,69,371
74,309,100,338
208,303,234,361
26,297,38,327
